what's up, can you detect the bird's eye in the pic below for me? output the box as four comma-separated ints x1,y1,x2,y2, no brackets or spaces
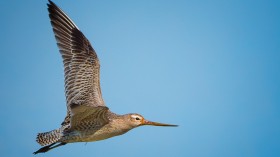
136,117,140,120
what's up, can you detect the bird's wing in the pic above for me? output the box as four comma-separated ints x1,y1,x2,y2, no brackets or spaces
69,106,110,130
47,0,106,117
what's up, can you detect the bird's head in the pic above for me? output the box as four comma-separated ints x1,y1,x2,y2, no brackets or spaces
126,113,178,128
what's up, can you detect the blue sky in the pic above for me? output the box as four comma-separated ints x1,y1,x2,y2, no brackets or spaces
1,0,279,157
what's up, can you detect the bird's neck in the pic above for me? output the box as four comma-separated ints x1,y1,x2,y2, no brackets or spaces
109,115,134,134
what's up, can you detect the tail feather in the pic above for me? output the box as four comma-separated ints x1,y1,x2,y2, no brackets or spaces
36,129,61,146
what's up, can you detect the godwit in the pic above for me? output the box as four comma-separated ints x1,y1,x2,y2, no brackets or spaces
34,0,177,154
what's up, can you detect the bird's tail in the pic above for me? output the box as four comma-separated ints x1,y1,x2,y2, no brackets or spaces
36,129,61,146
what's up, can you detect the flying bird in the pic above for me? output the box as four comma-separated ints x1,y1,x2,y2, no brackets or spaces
34,0,177,154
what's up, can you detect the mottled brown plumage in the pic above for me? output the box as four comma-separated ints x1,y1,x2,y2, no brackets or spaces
34,0,177,154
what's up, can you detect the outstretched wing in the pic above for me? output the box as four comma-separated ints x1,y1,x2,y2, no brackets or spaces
47,0,106,115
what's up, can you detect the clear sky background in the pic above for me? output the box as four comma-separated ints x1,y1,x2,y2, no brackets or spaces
0,0,279,157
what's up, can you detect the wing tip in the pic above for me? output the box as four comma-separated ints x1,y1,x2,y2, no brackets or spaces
47,0,79,30
47,0,54,8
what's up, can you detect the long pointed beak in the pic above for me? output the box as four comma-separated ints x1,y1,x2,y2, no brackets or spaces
142,119,178,127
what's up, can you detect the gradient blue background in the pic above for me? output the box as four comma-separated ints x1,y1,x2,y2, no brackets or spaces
1,0,279,157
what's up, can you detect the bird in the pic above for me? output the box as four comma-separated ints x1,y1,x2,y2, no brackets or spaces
34,0,177,154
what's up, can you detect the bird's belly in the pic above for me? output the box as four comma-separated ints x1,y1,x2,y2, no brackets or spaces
81,130,119,142
62,127,129,143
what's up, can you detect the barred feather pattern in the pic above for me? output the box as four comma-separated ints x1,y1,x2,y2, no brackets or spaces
36,129,61,146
